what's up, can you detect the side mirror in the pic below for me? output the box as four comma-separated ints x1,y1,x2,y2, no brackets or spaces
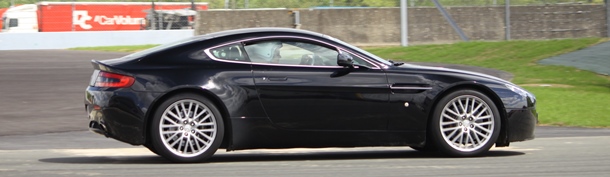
337,52,354,68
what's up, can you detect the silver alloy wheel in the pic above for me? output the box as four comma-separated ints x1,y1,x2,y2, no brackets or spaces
159,99,217,157
439,95,494,152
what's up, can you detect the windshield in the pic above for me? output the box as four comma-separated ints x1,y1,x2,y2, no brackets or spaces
324,35,393,66
123,36,203,59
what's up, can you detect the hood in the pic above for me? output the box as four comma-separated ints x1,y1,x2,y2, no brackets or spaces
397,63,513,85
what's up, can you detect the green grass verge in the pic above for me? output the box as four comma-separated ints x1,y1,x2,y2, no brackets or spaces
71,45,159,53
72,38,610,127
366,38,610,127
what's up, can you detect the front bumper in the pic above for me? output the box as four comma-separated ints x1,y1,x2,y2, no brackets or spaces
506,107,538,142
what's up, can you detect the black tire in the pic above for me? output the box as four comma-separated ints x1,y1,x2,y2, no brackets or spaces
145,144,160,155
149,93,224,163
430,89,501,157
411,125,440,152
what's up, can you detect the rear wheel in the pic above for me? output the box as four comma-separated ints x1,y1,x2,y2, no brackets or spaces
430,89,500,157
149,93,224,163
145,144,160,155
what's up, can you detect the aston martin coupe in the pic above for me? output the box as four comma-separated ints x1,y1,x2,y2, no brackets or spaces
85,28,537,162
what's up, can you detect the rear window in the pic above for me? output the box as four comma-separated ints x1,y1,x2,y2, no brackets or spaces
209,44,248,61
123,37,203,59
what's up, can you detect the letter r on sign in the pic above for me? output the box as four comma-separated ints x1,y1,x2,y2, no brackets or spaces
73,10,93,30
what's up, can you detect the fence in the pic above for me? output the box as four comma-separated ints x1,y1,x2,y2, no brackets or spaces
3,0,605,9
195,4,607,45
1,0,609,46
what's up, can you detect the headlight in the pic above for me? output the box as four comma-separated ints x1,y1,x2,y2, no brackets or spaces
505,84,529,97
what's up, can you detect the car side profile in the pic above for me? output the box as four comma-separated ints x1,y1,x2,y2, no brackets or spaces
85,27,537,162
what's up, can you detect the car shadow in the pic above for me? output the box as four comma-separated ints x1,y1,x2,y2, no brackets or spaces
38,149,525,164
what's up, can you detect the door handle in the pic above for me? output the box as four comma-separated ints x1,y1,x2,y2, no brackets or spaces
264,77,288,81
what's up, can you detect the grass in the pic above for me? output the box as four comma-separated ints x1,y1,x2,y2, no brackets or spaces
366,38,610,127
72,38,610,127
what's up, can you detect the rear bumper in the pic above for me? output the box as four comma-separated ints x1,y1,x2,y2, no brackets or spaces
506,107,538,142
88,120,107,136
85,87,154,145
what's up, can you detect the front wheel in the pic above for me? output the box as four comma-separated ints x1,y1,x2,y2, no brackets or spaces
430,89,501,157
149,93,224,163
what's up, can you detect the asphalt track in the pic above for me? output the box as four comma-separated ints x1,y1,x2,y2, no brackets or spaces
0,50,128,136
1,50,609,176
0,130,609,176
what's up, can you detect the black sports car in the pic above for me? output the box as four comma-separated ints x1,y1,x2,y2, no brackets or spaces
85,28,537,162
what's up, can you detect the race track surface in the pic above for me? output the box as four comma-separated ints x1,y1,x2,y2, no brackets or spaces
539,41,610,75
0,130,609,176
0,50,128,136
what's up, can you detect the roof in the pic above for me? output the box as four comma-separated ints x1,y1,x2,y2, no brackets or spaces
5,4,37,12
196,27,330,41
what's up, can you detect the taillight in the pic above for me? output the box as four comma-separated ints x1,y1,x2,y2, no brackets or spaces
93,71,135,88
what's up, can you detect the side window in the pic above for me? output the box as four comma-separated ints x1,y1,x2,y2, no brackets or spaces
244,40,339,66
244,41,283,63
207,43,247,61
8,19,18,27
342,51,375,68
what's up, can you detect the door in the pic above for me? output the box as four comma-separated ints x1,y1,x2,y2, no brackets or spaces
245,38,390,131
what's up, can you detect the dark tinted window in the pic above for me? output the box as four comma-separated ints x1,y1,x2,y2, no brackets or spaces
341,50,375,68
8,18,18,27
207,44,247,61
